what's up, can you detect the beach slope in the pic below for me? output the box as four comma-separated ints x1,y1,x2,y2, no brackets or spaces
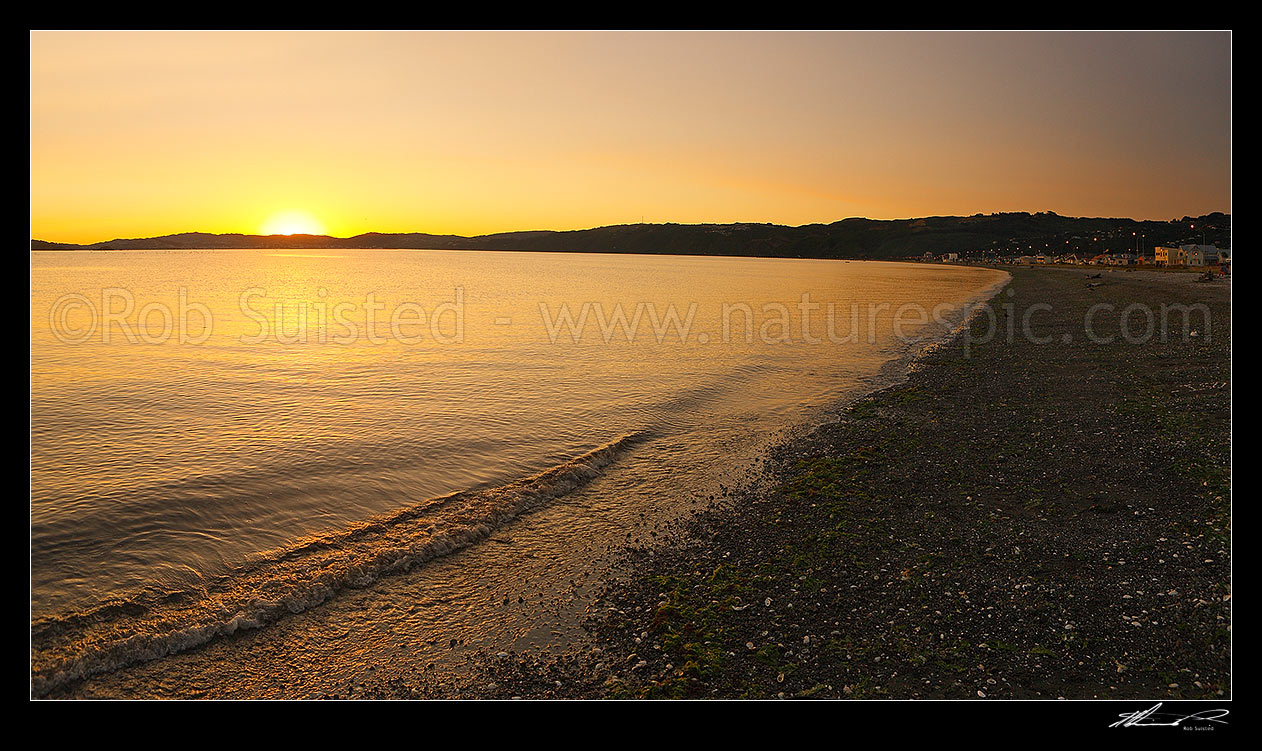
458,267,1231,699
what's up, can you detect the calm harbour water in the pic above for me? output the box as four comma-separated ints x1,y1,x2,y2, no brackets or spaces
30,249,1007,693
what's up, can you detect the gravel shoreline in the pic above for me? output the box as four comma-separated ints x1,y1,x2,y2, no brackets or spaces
377,266,1230,699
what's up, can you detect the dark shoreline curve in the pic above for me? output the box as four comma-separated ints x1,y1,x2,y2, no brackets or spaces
365,266,1230,699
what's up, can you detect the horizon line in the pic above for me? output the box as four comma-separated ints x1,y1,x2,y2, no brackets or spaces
30,209,1234,247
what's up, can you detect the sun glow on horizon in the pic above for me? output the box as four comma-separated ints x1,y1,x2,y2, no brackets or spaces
260,210,327,237
30,32,1231,244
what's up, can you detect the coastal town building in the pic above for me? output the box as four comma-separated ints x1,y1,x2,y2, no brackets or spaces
1155,244,1224,267
1155,245,1182,266
1183,244,1220,266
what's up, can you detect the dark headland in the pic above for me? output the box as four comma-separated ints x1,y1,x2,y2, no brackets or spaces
31,211,1230,261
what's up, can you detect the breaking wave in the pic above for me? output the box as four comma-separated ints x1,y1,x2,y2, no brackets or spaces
30,433,642,696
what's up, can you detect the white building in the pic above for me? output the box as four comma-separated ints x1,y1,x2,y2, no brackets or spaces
1182,244,1220,267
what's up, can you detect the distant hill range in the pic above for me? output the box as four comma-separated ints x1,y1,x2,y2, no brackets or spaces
31,211,1231,260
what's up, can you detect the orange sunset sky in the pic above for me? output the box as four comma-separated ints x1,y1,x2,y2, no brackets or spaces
30,30,1231,245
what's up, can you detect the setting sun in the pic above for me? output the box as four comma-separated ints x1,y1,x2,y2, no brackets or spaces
261,210,327,236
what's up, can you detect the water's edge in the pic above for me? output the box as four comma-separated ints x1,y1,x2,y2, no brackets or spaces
31,264,1011,698
31,433,644,697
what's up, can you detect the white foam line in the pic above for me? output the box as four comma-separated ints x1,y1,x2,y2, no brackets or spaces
31,433,641,697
